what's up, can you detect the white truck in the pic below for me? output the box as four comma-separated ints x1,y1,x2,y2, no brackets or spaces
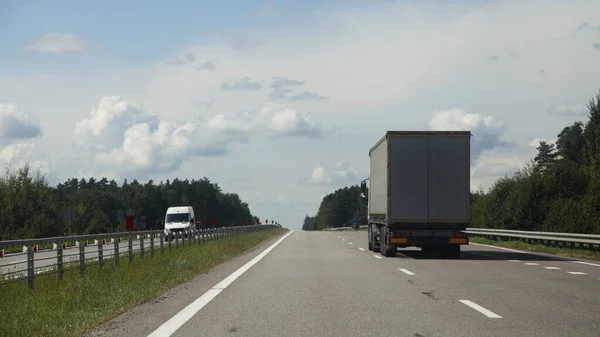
360,131,471,258
164,206,197,240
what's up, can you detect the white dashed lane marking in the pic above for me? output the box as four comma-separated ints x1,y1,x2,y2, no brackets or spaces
399,268,415,276
373,255,382,259
348,242,353,245
459,300,502,318
508,260,520,262
524,263,540,266
544,267,561,270
358,248,365,251
567,272,587,275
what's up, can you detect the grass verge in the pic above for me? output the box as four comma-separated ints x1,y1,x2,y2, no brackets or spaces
0,228,287,337
470,237,600,261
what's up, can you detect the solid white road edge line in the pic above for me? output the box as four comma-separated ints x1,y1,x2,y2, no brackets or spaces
573,261,600,268
459,300,502,318
399,268,415,276
469,243,524,253
470,243,600,267
147,230,294,337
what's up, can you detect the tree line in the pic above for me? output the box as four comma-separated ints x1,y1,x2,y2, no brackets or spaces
0,166,257,240
303,90,600,235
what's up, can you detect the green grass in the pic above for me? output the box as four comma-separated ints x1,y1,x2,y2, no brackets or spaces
470,236,600,261
0,228,287,337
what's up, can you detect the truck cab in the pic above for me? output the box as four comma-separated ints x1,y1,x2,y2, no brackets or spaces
164,206,196,239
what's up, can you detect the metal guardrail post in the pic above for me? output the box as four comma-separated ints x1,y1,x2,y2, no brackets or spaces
79,243,85,275
128,235,133,263
150,234,155,257
98,241,104,268
114,238,120,266
56,242,64,282
159,233,164,254
140,234,145,258
27,247,34,290
175,233,179,248
168,233,172,252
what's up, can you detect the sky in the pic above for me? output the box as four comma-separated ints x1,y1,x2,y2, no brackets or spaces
1,0,600,230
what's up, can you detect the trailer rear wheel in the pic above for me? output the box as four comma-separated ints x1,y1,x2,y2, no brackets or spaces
379,226,397,257
383,244,397,257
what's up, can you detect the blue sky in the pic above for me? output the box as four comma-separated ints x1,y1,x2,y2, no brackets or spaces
1,0,599,227
0,0,402,73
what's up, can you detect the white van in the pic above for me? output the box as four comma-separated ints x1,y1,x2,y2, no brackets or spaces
164,206,196,239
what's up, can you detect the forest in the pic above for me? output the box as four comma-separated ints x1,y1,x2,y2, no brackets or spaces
302,90,600,235
0,167,257,240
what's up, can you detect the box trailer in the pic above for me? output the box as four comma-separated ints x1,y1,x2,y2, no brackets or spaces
360,131,471,258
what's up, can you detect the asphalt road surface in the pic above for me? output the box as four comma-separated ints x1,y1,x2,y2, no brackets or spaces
80,230,600,337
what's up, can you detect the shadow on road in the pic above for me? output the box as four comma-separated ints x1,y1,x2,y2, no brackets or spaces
393,249,574,261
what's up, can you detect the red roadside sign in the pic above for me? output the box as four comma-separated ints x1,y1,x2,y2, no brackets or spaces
241,217,246,225
211,216,216,226
126,215,135,232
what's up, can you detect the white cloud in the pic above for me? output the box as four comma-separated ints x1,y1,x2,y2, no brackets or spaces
196,60,217,71
221,77,263,91
0,103,43,143
307,162,364,186
427,108,509,159
547,102,588,116
73,97,322,177
269,77,328,102
0,143,54,179
529,137,558,148
24,33,85,54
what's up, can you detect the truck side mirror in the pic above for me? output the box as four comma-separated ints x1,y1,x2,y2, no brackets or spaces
360,181,367,195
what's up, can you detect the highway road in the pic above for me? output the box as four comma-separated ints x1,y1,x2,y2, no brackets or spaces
78,230,599,336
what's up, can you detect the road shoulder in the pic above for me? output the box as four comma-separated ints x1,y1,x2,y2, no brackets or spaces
82,231,289,337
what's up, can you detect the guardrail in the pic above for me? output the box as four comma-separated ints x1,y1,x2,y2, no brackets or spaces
322,226,600,251
464,228,600,251
322,225,368,231
0,225,279,290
